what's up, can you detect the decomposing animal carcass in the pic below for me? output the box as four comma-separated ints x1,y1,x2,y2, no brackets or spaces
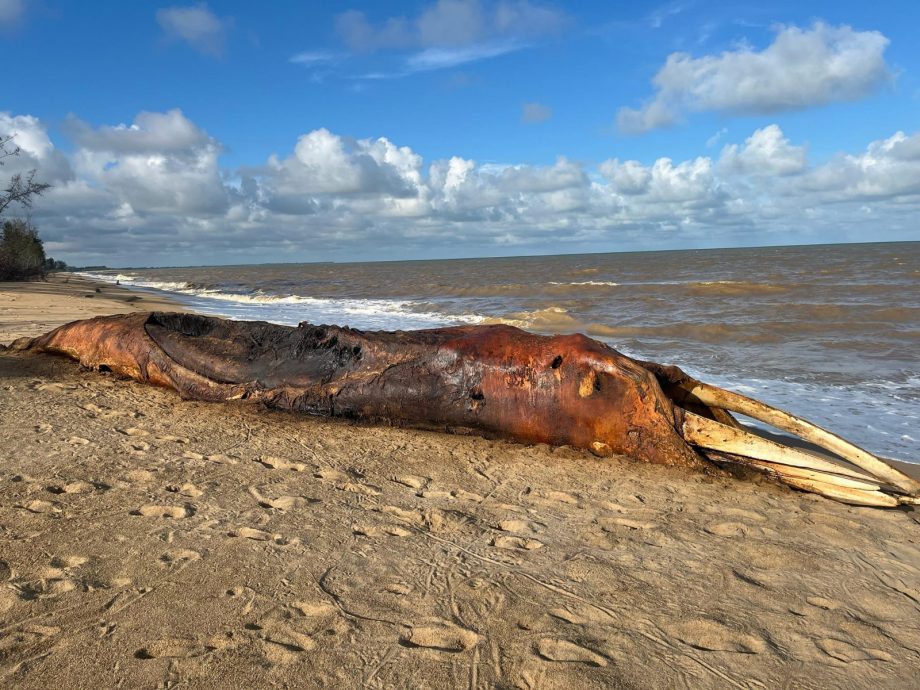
11,311,920,508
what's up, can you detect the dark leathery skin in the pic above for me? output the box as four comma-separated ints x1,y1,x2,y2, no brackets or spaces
17,311,714,470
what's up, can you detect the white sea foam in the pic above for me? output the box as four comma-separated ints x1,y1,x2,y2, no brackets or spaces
548,281,620,287
77,271,484,330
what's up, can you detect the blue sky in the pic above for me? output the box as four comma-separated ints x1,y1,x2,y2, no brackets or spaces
1,1,919,266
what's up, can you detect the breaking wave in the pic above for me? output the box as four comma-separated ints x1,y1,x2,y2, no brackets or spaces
77,271,483,329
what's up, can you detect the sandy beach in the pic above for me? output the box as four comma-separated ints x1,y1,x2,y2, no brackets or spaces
1,276,919,689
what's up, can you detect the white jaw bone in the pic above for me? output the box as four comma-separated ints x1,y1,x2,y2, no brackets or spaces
676,382,920,508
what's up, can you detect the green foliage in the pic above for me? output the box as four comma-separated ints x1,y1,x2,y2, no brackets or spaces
0,134,55,280
0,218,47,280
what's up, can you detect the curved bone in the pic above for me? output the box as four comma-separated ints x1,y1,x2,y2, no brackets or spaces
777,476,900,508
739,459,882,492
684,383,920,496
681,412,883,483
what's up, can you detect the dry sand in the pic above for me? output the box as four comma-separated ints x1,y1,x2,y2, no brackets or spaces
0,273,180,343
1,276,919,689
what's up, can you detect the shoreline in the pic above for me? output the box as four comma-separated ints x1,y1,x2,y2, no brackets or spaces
0,272,188,345
1,276,919,687
3,274,917,476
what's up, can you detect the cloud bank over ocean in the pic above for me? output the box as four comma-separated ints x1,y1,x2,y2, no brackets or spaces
2,108,919,265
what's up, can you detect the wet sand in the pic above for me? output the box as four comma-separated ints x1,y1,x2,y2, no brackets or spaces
1,276,919,688
0,273,183,343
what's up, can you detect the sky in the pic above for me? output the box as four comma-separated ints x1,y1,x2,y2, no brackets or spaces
1,0,919,267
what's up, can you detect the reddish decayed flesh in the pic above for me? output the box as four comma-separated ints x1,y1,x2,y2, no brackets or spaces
15,311,713,470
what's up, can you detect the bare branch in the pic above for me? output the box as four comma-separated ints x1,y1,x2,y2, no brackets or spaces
0,134,22,164
0,170,51,216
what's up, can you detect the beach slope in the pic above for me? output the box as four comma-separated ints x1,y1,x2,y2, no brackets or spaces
1,277,919,689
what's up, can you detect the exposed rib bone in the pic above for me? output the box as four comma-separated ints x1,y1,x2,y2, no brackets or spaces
741,459,882,492
681,412,881,483
777,476,900,508
684,383,920,496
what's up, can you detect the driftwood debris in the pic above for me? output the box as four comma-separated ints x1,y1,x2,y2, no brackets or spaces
12,311,920,508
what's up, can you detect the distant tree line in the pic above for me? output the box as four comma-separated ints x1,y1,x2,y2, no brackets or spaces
0,133,54,281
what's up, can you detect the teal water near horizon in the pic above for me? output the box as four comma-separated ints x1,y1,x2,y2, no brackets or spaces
81,241,920,462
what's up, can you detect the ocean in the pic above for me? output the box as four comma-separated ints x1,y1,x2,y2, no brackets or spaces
80,241,920,463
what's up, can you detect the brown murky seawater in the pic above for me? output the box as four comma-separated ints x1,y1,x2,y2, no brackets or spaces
85,241,920,460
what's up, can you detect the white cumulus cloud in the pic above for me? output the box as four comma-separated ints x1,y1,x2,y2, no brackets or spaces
803,130,920,201
719,125,807,176
67,109,227,215
618,22,891,133
4,111,919,265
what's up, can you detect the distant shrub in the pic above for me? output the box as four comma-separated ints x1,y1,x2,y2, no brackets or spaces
44,256,68,271
0,218,47,280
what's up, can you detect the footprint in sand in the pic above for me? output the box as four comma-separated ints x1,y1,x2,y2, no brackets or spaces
548,605,613,626
36,382,76,392
352,523,413,538
816,638,892,663
132,504,193,519
705,521,753,538
669,619,767,654
50,555,88,569
419,488,453,500
156,434,190,444
136,636,233,659
247,487,305,511
20,624,61,637
116,427,149,437
259,495,303,510
292,600,337,617
256,625,316,665
206,453,237,465
167,482,204,498
47,480,97,495
228,527,295,545
528,489,579,507
399,622,480,652
495,519,545,534
337,482,382,497
599,500,632,513
600,516,657,531
18,499,62,514
160,548,201,564
392,475,429,490
451,489,484,501
535,638,608,666
17,577,77,599
379,505,425,526
123,469,155,485
491,535,544,550
257,456,306,472
806,596,842,611
315,468,349,482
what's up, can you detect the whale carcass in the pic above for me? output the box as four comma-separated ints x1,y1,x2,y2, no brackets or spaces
11,311,920,508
